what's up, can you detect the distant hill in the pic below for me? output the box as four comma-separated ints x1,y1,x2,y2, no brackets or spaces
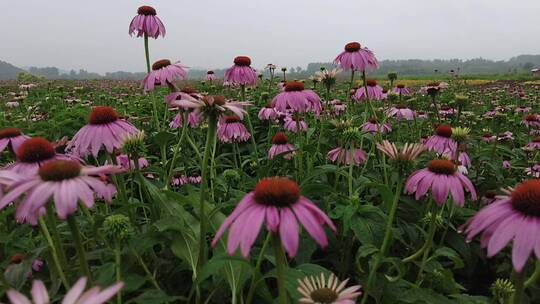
0,61,24,80
2,55,540,80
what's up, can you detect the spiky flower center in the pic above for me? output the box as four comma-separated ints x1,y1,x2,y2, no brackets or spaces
310,288,339,303
285,81,305,92
397,84,405,89
441,106,452,111
483,133,492,138
152,59,171,71
89,106,119,125
485,190,497,199
345,42,361,52
428,82,440,87
0,128,22,139
366,79,377,87
511,180,540,217
212,95,226,106
427,159,456,175
368,116,377,124
10,253,26,264
525,114,538,122
137,5,157,15
17,138,55,163
435,125,452,138
395,104,407,109
417,111,426,115
225,116,241,123
207,70,214,74
233,56,251,66
39,160,81,181
253,177,300,207
181,87,197,94
272,132,289,145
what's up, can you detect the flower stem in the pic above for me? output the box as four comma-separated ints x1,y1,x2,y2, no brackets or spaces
197,112,218,272
144,34,150,74
67,215,92,281
415,205,438,285
361,179,403,304
114,239,122,304
348,70,355,95
511,269,526,304
240,85,259,165
272,234,288,304
246,232,272,304
166,113,189,186
38,217,70,290
525,260,540,287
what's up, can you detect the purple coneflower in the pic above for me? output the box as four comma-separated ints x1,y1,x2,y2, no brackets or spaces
268,132,295,160
327,147,367,165
258,103,278,121
416,111,428,119
175,95,250,120
353,80,384,101
116,153,149,170
387,104,415,120
188,173,202,184
439,105,455,116
271,81,322,115
329,99,347,116
142,59,188,92
0,160,122,221
361,117,392,134
393,84,412,96
482,133,497,142
462,180,540,271
0,128,30,154
4,138,78,177
217,116,251,143
523,114,540,127
515,106,531,113
169,113,182,129
212,177,335,257
405,158,477,206
525,137,540,150
129,5,165,38
224,56,257,87
67,106,139,157
297,273,362,304
171,173,189,187
7,277,123,304
525,163,540,177
204,70,216,81
284,117,308,133
165,87,203,108
424,125,457,154
333,42,378,71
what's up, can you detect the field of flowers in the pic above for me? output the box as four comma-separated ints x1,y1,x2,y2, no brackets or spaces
1,5,540,304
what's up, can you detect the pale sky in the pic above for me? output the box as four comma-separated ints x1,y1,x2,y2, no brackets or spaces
2,0,540,73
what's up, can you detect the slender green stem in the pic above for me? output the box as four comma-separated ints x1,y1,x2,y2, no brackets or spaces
115,239,122,304
525,260,540,287
39,217,70,289
245,232,272,304
415,205,438,284
67,216,92,281
166,113,189,186
144,34,150,74
240,85,259,164
45,204,69,272
361,179,403,304
272,234,288,304
131,248,162,290
511,269,526,304
348,70,355,95
197,112,218,272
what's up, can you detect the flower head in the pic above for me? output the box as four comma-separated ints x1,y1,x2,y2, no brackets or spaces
271,81,322,114
142,59,188,91
212,177,335,257
217,116,251,143
129,5,165,38
297,273,362,304
462,180,540,271
175,95,251,120
224,56,257,86
334,42,379,71
67,106,140,157
268,132,295,160
376,140,425,163
0,128,30,154
405,158,477,206
7,277,123,304
0,160,123,222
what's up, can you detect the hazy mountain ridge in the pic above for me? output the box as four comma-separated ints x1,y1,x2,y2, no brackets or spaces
2,55,539,80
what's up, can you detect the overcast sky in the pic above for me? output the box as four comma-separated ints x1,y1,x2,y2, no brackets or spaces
2,0,539,74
